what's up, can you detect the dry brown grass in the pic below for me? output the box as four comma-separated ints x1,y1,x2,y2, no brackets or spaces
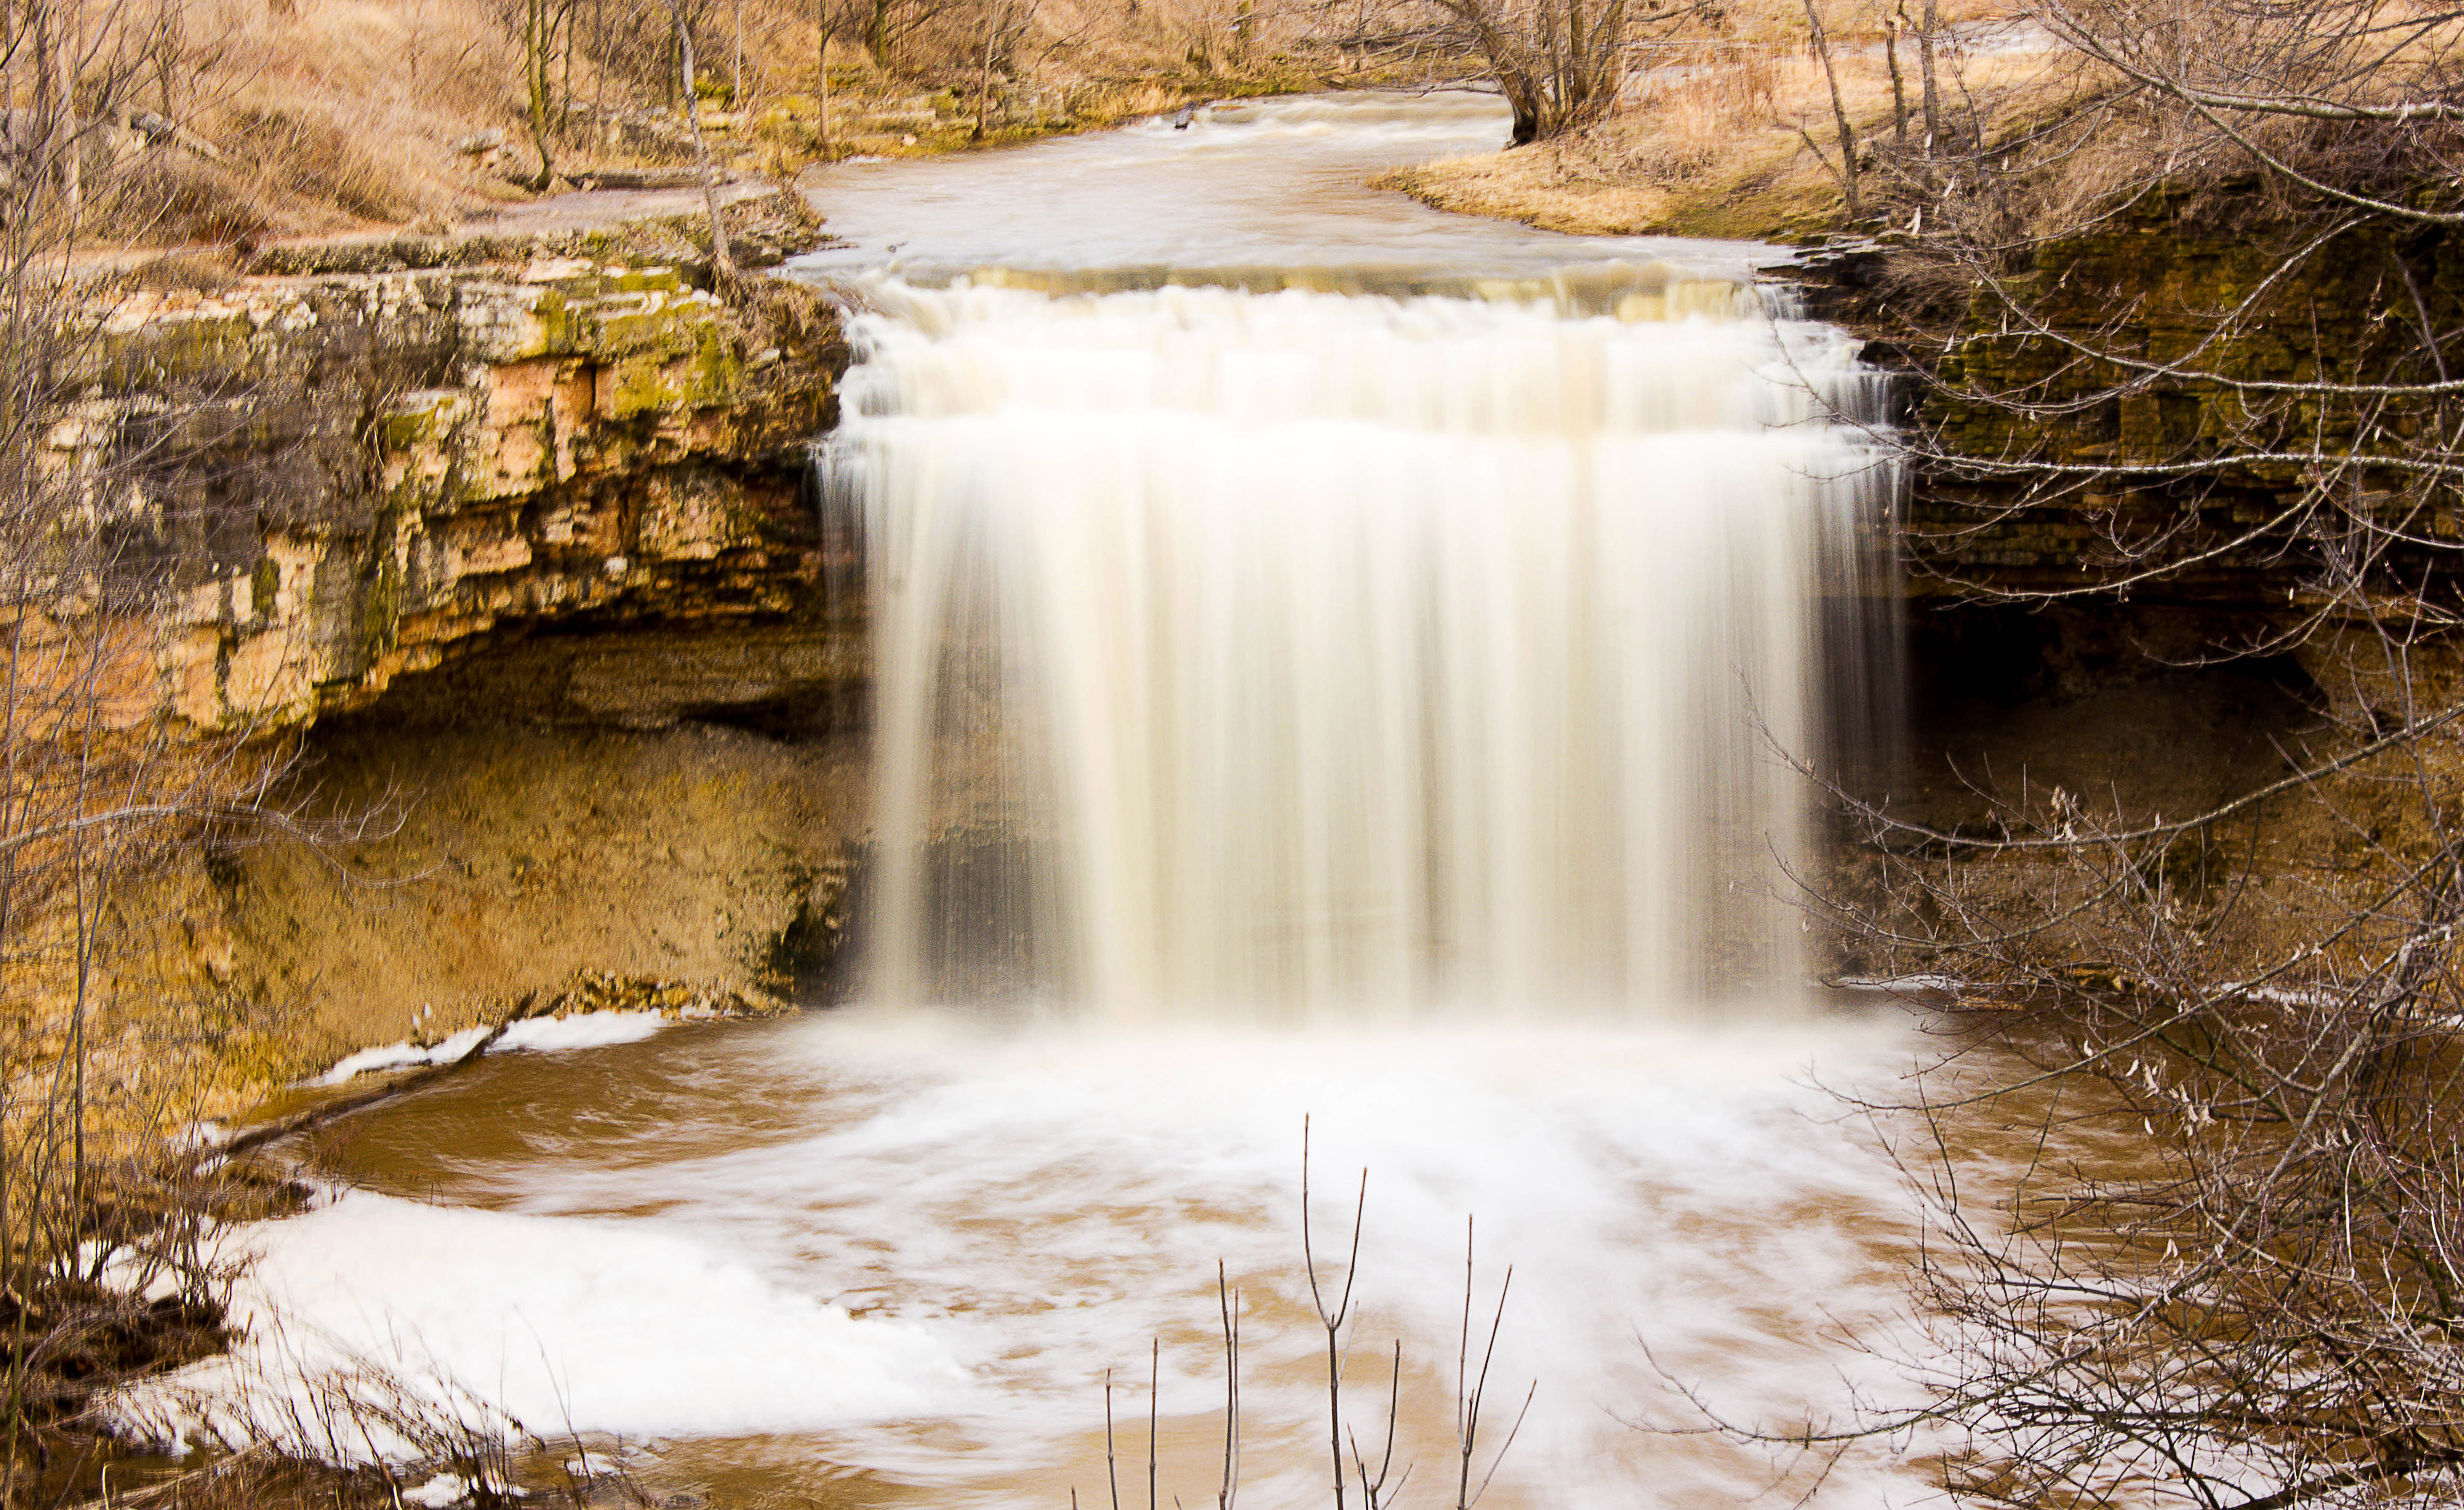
1380,0,2043,239
71,0,557,243
1389,0,2464,246
41,0,1327,248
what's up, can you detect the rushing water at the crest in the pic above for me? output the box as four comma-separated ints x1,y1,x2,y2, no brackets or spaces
822,249,1894,1018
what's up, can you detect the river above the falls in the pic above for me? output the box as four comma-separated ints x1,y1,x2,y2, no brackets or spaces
113,90,2059,1510
790,89,1775,289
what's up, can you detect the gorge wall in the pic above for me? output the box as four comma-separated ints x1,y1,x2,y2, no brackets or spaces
1797,201,2464,993
75,206,871,1085
105,226,849,734
1804,204,2460,846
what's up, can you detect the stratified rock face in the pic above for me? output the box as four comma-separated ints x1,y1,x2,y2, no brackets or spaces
1789,213,2464,832
68,256,850,735
1846,208,2463,611
55,255,866,1084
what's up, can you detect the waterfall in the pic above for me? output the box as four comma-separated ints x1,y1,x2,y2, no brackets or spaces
819,265,1896,1020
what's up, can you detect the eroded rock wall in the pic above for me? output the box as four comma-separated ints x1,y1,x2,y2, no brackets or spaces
66,243,870,1087
189,706,866,1066
76,250,849,735
1799,205,2464,984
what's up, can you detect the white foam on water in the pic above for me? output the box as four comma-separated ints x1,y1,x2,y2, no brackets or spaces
493,1010,669,1054
112,1186,971,1457
311,1028,495,1086
127,1013,1954,1508
308,1012,672,1087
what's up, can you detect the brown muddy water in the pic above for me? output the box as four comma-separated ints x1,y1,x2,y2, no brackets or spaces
146,1008,2100,1510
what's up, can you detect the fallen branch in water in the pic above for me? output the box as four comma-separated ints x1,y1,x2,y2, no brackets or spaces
210,994,548,1161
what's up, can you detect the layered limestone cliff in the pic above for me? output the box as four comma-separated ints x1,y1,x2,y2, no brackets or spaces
79,251,851,732
68,227,873,1088
1807,202,2456,611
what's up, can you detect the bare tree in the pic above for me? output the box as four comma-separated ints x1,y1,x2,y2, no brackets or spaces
521,0,562,186
813,0,832,157
1711,4,2464,1505
1418,0,1629,144
0,0,401,1486
661,0,737,279
1800,0,1861,219
1398,0,1730,146
968,0,1030,139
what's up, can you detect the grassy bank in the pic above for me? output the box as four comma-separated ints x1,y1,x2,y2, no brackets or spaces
54,0,1355,254
1374,0,2027,243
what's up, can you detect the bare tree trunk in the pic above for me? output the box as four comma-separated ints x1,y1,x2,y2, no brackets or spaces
1504,72,1539,145
971,0,995,140
665,0,736,283
592,0,607,149
1917,0,1940,148
4,3,16,179
152,0,182,117
1431,0,1624,147
36,2,58,194
524,0,558,189
1800,0,1859,220
1885,4,1907,145
66,2,83,222
0,613,26,1510
731,0,742,106
814,9,832,158
559,0,576,142
1536,0,1559,123
41,1,78,224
